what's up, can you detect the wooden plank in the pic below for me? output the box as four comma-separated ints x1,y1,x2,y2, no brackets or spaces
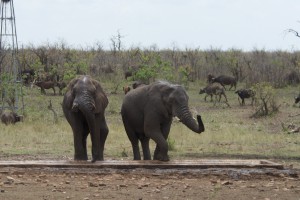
0,159,284,169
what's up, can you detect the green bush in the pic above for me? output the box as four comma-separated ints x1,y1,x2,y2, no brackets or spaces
251,82,279,117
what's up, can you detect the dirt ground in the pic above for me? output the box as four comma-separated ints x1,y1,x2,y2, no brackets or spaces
0,158,300,200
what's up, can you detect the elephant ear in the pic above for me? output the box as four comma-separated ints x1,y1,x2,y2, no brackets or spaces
92,79,108,114
159,83,177,111
160,84,187,114
63,78,79,110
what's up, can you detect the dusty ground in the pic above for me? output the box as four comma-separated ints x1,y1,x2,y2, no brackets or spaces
0,158,300,200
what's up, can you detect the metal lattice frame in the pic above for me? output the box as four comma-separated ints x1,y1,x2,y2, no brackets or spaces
0,0,24,114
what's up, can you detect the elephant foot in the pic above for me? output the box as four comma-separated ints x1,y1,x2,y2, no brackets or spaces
153,153,169,162
74,155,88,161
91,156,104,163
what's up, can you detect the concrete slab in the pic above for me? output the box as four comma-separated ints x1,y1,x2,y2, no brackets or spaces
0,159,284,169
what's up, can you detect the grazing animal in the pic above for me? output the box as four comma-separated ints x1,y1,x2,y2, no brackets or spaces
132,81,146,89
21,69,35,85
207,74,214,83
0,110,22,125
285,70,300,85
33,80,56,95
123,86,131,94
199,83,228,103
235,89,256,106
56,81,67,95
124,65,139,80
124,71,133,80
211,75,237,90
295,93,300,105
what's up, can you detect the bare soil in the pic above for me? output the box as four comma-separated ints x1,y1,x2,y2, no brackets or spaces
0,157,300,200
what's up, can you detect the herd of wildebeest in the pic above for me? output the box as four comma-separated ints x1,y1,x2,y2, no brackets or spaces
0,67,299,161
0,68,294,125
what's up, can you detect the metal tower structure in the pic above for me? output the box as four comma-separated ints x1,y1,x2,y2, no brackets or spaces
0,0,23,114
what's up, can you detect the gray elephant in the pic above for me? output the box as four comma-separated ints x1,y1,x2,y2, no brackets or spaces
121,81,205,161
62,75,109,162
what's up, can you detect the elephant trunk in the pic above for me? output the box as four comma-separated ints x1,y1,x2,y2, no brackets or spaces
77,103,100,162
72,92,100,162
72,90,96,112
79,104,96,133
175,105,205,134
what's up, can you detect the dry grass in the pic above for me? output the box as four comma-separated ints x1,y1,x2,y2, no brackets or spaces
1,81,300,167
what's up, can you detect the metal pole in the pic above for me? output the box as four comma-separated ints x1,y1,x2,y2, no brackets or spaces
0,0,24,115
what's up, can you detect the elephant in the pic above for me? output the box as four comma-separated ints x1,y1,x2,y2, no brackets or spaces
62,75,109,162
121,81,205,161
0,110,22,125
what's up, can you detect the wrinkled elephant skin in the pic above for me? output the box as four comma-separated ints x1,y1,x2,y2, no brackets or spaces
62,75,109,162
121,81,205,161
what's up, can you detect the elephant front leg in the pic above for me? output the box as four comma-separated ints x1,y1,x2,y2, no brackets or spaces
153,121,171,161
152,136,169,161
73,129,88,161
94,118,109,162
145,125,169,161
90,131,101,163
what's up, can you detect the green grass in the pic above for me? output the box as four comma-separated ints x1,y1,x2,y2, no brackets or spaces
1,81,300,167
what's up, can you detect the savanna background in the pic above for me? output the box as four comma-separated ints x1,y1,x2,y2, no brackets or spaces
1,40,300,168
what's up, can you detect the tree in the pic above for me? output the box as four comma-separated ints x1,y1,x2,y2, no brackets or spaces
110,30,124,54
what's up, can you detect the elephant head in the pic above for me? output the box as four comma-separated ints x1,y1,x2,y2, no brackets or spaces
63,75,109,162
161,83,205,133
64,76,108,114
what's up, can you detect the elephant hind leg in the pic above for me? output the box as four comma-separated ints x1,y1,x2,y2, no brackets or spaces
140,137,151,160
122,116,142,160
130,134,141,160
128,131,141,160
123,128,141,160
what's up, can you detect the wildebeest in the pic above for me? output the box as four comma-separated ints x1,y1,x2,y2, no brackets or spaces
56,81,67,95
285,70,300,85
124,65,140,80
0,110,22,125
207,74,214,83
209,75,237,91
123,86,131,94
295,93,300,105
132,81,146,89
199,83,228,103
33,79,56,95
21,69,35,85
235,89,256,106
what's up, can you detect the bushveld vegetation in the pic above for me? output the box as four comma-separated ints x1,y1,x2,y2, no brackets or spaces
1,41,300,167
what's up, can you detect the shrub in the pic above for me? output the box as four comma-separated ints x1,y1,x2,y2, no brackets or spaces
167,137,176,151
251,82,279,118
